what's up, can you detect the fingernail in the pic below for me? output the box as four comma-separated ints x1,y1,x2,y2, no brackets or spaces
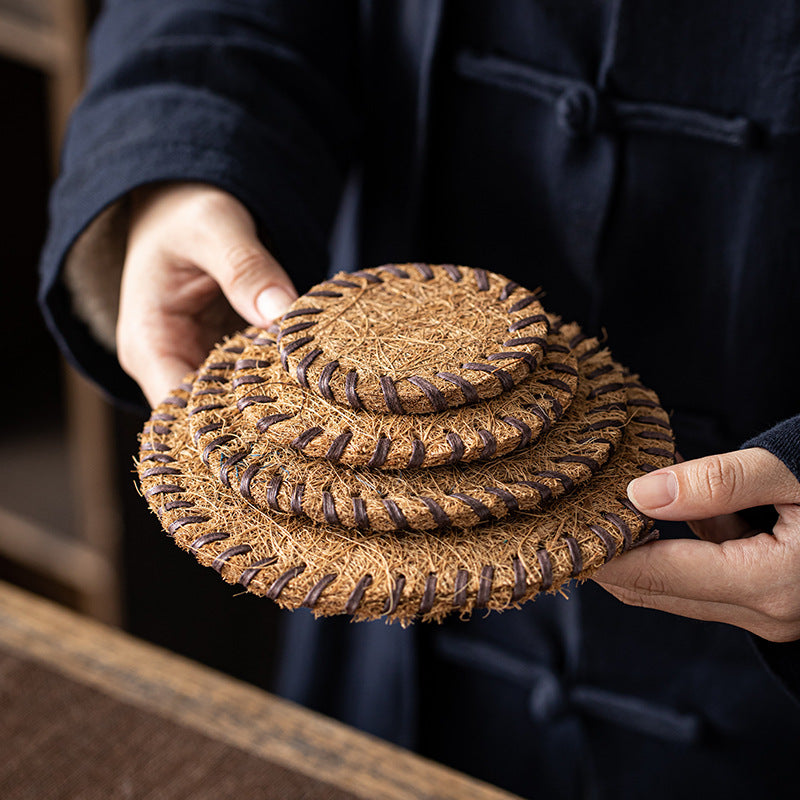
256,286,295,323
628,471,677,510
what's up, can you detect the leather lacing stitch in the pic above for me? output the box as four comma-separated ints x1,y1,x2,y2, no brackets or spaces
275,265,548,414
196,360,622,534
142,400,550,615
141,359,671,619
232,344,577,473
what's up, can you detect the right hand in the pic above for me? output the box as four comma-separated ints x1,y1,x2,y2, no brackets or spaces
117,183,297,406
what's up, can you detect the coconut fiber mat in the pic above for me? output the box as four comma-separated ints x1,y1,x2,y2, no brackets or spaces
138,264,675,622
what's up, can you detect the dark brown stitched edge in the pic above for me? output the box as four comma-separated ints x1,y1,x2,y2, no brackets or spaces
476,565,494,608
536,548,553,591
266,565,306,600
419,573,438,614
273,266,548,414
511,557,527,601
345,574,373,614
302,573,338,608
565,536,583,576
382,574,407,614
212,544,252,573
453,569,469,606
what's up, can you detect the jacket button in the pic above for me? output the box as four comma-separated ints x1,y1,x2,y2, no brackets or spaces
555,86,596,137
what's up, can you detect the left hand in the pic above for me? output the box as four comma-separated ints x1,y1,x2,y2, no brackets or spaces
117,183,297,406
593,447,800,642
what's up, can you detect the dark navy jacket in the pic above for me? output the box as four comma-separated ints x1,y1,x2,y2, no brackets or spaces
39,2,800,797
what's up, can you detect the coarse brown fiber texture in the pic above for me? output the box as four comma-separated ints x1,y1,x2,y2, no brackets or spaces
276,264,550,414
137,265,675,623
234,323,578,470
189,324,623,533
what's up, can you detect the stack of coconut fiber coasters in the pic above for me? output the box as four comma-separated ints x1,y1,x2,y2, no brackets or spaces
138,264,675,622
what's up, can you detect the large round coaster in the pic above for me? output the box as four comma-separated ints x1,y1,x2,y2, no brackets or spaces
138,378,674,622
233,322,578,470
276,264,550,414
186,325,627,532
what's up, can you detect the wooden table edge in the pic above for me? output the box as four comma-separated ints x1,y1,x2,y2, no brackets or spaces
0,581,521,800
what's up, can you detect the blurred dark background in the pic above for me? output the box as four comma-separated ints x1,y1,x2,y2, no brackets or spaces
0,0,281,689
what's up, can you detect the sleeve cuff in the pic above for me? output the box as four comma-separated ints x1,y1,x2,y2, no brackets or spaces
742,414,800,484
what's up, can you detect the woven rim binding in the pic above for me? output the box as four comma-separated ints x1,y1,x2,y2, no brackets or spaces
186,324,626,532
232,318,578,469
276,264,550,415
138,375,674,623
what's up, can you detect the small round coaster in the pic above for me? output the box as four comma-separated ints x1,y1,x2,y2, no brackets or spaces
233,320,578,470
275,264,550,414
186,325,627,532
138,376,673,622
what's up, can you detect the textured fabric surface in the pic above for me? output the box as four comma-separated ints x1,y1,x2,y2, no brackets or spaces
0,649,358,800
744,417,800,484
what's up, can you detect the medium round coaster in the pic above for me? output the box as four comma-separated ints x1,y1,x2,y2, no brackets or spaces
233,320,578,470
138,376,673,622
186,325,627,532
276,264,550,414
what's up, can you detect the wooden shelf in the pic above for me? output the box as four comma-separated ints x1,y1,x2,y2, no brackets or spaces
0,0,120,624
0,421,74,537
0,507,115,604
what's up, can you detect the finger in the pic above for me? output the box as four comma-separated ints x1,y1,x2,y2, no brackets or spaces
182,198,297,327
118,308,207,407
117,252,212,405
592,537,741,603
773,502,800,543
595,529,790,608
595,581,785,639
210,238,297,327
626,448,800,520
140,353,196,408
595,531,800,641
686,511,753,543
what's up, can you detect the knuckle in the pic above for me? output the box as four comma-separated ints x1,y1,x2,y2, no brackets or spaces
622,548,670,597
116,311,156,381
629,567,668,597
223,243,267,288
758,593,800,625
754,618,800,643
117,341,141,380
183,187,236,220
688,453,743,505
602,585,647,608
117,346,134,375
115,324,136,374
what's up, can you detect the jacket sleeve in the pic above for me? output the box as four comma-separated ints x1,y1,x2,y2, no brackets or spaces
38,0,360,406
744,415,800,483
741,415,800,706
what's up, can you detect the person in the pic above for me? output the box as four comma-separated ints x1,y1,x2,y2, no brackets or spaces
39,1,800,796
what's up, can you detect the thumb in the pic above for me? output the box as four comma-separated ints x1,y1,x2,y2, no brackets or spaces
627,447,800,520
193,201,297,327
211,238,297,327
